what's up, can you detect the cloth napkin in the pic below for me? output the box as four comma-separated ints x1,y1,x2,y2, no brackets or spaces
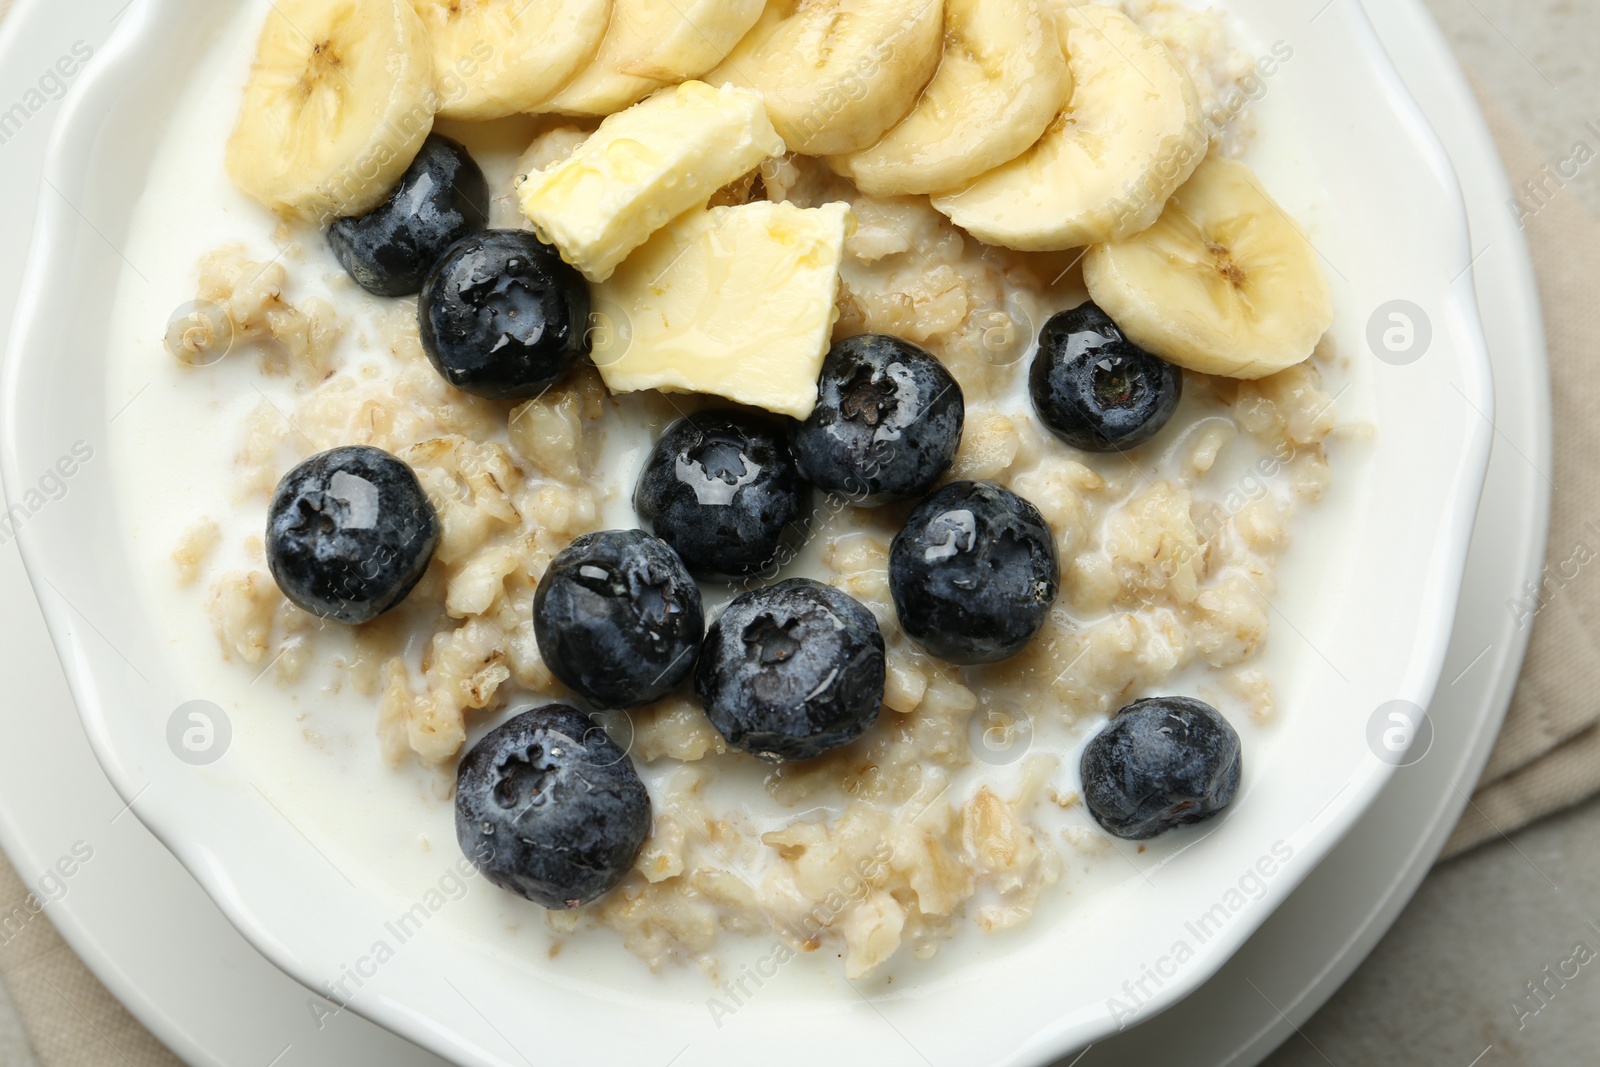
0,854,179,1066
1,26,1597,1067
1439,96,1600,857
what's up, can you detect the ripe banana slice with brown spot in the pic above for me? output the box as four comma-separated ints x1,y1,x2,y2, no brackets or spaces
1083,157,1334,379
226,0,436,221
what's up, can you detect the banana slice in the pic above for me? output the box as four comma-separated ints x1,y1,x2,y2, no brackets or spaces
538,0,666,117
226,0,435,221
828,0,1070,197
413,0,612,120
707,0,945,156
609,0,767,82
931,4,1205,251
1083,157,1333,379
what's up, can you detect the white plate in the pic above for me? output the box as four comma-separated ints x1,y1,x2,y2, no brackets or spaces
0,2,1510,1067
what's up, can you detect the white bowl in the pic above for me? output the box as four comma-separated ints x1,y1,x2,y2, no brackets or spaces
1,0,1492,1063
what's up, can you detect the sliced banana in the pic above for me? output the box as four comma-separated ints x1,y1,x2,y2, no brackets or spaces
609,0,767,82
538,0,666,117
707,0,945,156
931,4,1205,251
829,0,1070,197
226,0,435,221
1082,157,1333,379
538,65,662,119
413,0,612,120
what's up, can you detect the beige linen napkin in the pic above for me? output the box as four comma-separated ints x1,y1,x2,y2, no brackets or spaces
0,856,180,1066
1440,96,1600,857
0,37,1594,1067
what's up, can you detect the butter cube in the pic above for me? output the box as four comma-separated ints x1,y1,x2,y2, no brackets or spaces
517,81,786,282
593,200,853,420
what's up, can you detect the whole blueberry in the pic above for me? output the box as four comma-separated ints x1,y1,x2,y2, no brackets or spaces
327,134,490,298
695,578,884,761
793,334,965,506
1080,697,1242,840
456,705,651,909
418,229,591,400
634,411,810,580
888,481,1059,665
266,446,439,624
1030,301,1182,452
533,530,704,709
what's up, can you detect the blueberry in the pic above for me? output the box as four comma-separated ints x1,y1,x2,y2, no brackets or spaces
266,446,439,624
1080,696,1242,840
634,411,810,580
695,578,884,761
533,530,705,709
418,229,591,400
792,334,965,506
1029,301,1182,453
327,134,490,298
456,705,651,909
888,480,1059,665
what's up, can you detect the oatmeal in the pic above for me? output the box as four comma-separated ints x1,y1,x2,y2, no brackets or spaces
123,0,1347,983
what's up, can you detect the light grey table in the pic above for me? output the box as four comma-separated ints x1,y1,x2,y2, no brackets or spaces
1264,1,1600,1064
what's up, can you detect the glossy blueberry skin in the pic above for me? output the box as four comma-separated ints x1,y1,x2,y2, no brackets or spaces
456,705,651,909
266,446,439,625
793,334,965,506
1029,301,1182,453
418,229,591,400
327,134,490,298
634,411,810,580
695,578,885,761
1080,696,1243,840
533,530,705,709
888,481,1059,665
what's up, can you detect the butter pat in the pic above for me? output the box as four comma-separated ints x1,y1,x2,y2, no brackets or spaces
594,200,853,419
517,81,786,282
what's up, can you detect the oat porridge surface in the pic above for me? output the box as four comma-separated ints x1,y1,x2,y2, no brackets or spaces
121,0,1358,982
